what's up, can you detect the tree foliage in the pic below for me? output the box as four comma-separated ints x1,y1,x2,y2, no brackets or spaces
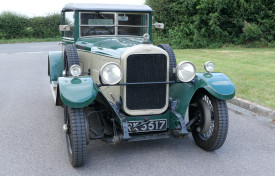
0,12,61,39
146,0,275,48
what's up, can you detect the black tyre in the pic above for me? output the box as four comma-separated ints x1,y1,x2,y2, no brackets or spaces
64,45,80,76
189,93,229,151
158,44,177,81
64,106,87,167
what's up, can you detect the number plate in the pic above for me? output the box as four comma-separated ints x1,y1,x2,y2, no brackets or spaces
128,120,167,133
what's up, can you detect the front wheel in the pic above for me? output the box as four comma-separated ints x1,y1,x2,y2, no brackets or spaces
189,93,229,151
64,106,87,167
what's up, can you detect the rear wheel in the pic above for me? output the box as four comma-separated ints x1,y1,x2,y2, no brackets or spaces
189,93,229,151
64,106,87,167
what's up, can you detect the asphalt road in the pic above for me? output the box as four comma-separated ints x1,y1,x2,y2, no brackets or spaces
0,42,274,176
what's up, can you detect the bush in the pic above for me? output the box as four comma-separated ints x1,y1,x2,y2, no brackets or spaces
29,14,61,38
0,11,61,39
146,0,274,48
0,12,28,39
242,21,263,41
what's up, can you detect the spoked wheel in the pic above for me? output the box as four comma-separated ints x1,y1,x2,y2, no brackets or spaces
64,106,87,167
189,93,229,151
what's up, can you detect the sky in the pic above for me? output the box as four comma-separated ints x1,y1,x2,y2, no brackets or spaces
0,0,146,17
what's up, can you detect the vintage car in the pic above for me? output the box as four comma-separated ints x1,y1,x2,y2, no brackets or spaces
48,3,235,167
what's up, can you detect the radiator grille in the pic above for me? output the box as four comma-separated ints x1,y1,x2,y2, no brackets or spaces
126,54,167,110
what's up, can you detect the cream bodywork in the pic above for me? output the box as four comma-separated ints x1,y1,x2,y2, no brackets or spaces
77,44,169,116
78,50,121,104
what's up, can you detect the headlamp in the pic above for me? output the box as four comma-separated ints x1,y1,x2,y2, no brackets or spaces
176,61,196,82
100,62,122,85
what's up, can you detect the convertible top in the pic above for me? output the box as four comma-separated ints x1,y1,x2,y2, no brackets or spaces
62,3,152,12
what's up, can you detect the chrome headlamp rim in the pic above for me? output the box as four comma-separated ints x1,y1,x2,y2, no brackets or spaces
69,64,82,78
204,61,215,73
176,61,196,82
100,62,123,85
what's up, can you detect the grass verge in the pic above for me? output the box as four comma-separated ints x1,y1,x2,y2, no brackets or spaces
0,37,60,44
174,48,275,109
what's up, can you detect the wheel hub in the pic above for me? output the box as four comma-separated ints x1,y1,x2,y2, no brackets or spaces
197,98,211,134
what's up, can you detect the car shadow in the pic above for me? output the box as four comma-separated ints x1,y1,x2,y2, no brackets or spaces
54,106,222,173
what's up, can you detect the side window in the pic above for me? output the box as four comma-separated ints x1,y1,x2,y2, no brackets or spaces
64,11,74,38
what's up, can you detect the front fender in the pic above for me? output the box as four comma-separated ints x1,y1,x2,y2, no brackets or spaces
169,72,235,119
195,73,235,100
58,77,99,108
48,51,63,82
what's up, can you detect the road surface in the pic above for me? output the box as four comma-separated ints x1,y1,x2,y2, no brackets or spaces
0,42,274,176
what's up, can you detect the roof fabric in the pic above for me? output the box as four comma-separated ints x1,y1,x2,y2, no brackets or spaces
62,3,152,12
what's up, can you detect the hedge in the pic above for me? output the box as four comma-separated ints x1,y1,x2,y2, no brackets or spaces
146,0,275,48
0,11,61,39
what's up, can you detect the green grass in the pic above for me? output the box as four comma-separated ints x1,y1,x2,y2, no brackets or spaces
0,37,60,44
174,48,275,109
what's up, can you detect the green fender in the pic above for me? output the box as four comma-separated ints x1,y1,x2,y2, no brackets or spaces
48,51,63,82
169,72,235,119
195,73,235,100
58,77,99,108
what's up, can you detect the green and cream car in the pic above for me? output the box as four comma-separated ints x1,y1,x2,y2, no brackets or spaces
48,3,235,167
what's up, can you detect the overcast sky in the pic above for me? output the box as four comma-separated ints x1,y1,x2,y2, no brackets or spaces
0,0,146,17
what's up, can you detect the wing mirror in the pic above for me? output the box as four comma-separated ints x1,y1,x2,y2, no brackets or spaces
153,22,164,29
59,25,70,31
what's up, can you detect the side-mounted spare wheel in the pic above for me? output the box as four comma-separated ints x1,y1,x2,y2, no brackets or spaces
189,92,229,151
64,44,80,76
158,44,177,81
63,45,86,167
64,106,87,167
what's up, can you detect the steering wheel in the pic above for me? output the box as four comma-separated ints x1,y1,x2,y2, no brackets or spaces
84,26,113,36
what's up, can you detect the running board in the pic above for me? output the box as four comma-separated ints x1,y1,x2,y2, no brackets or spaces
50,81,58,104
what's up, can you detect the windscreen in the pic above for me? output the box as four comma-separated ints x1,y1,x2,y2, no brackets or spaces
79,12,149,37
118,14,148,36
80,13,115,36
